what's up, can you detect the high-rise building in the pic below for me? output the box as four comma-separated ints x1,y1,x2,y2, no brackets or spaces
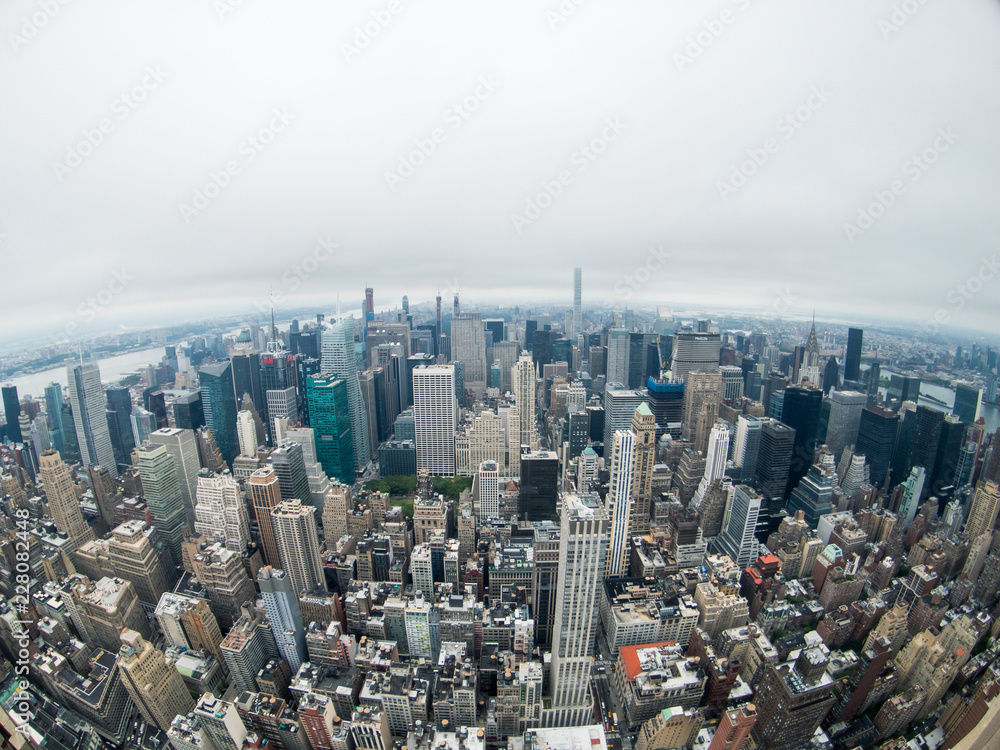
135,441,189,566
573,268,582,335
105,386,135,468
271,499,325,595
306,374,355,485
855,404,899,489
451,312,488,397
953,382,982,425
545,493,608,728
844,328,863,383
781,385,823,497
733,414,763,481
194,469,251,551
155,592,225,663
221,606,276,693
321,316,371,472
681,370,722,446
713,484,762,568
519,450,559,522
199,360,239,467
672,332,721,383
38,449,94,551
966,480,1000,540
248,467,283,567
707,704,757,750
630,403,656,536
2,384,22,444
67,360,117,475
258,566,308,671
237,409,258,457
106,519,172,607
605,429,635,578
270,441,311,504
786,461,836,528
754,418,795,504
606,328,631,386
118,628,195,731
720,365,744,402
512,352,539,452
149,427,201,517
824,390,867,461
603,383,647,451
476,459,500,523
64,574,150,652
44,382,66,452
750,648,835,750
412,364,457,476
694,420,731,508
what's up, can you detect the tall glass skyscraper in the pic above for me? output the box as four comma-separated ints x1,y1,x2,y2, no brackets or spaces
67,360,117,476
199,361,239,467
44,382,66,454
2,385,22,444
305,374,354,485
320,316,370,473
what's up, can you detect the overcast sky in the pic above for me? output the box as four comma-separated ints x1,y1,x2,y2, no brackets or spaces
2,0,999,347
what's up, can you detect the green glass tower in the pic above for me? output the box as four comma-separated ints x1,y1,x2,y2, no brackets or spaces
305,374,354,485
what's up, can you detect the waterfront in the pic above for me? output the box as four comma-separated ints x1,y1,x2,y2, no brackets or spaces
5,347,167,398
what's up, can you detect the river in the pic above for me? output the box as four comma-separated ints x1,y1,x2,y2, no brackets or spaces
882,373,1000,433
4,347,168,398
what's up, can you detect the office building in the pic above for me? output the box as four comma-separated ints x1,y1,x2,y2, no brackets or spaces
606,328,631,386
646,378,684,440
149,426,201,516
786,461,836,528
953,382,982,424
452,312,488,396
270,441,311,506
545,493,608,728
966,480,1000,540
750,648,836,750
681,371,722,447
67,360,117,475
824,390,867,461
306,374,355,484
844,328,863,383
119,628,195,731
519,450,559,522
237,409,258,457
603,383,647,451
321,316,371,472
105,386,135,468
512,352,539,451
248,467,283,567
221,606,276,693
780,385,823,497
190,542,256,630
713,485,762,568
672,332,721,383
694,420,731,508
199,360,239,467
259,566,308,671
630,403,656,535
106,519,172,607
155,591,225,663
135,441,189,566
707,705,757,750
2,384,22,443
65,574,150,652
606,429,636,577
855,404,899,488
38,449,94,551
194,469,251,551
271,499,325,595
412,364,457,476
476,459,500,523
573,267,582,334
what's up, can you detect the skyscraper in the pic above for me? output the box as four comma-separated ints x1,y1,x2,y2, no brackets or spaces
606,328,631,387
38,449,94,551
733,414,762,481
248,467,283,567
44,382,66,453
67,360,117,475
713,484,761,568
844,327,863,383
149,427,201,518
750,648,836,750
118,628,195,732
237,410,258,457
194,469,251,551
966,480,1000,540
2,384,22,444
135,441,189,566
605,429,636,577
321,316,371,473
451,312,488,397
545,493,608,728
824,390,867,461
512,352,539,452
780,385,823,498
271,499,325,595
306,374,355,485
199,360,239,468
954,382,982,424
630,403,656,536
573,267,582,336
672,332,721,383
694,420,731,508
270,441,311,505
412,364,457,476
855,404,899,489
106,519,172,607
603,383,648,451
104,386,135,468
476,459,499,523
258,566,308,671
